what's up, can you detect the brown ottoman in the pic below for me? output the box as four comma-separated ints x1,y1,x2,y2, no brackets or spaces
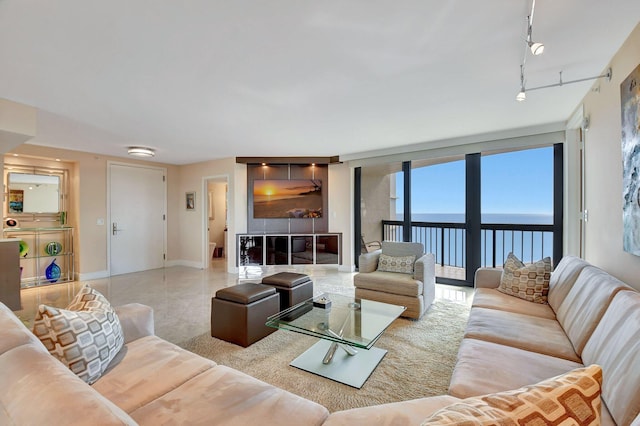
211,283,280,347
261,272,313,311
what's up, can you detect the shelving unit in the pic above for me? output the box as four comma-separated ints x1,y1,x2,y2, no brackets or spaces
237,233,341,267
2,226,74,288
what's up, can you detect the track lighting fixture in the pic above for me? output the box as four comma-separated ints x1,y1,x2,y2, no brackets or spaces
525,1,544,57
528,41,544,56
517,69,612,102
516,65,527,102
515,1,612,101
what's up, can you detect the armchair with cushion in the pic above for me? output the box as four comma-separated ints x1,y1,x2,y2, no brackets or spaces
354,241,436,319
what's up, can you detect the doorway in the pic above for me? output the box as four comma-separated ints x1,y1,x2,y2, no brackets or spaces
109,163,166,275
204,177,228,270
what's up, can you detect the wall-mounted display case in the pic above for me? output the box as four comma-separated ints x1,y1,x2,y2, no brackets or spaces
2,226,74,288
237,233,341,267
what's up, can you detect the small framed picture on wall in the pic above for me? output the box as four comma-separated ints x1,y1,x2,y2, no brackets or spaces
186,191,196,211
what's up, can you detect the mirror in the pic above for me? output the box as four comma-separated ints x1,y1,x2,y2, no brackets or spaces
7,173,61,214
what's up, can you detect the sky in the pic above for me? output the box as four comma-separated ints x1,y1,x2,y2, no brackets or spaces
397,146,554,215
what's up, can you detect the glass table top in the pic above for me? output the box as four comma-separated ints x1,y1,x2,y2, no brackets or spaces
266,293,406,349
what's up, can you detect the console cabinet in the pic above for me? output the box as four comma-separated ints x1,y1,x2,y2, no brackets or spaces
237,233,341,266
2,226,74,288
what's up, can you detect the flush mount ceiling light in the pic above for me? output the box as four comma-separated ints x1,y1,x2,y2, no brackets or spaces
127,147,155,157
515,0,611,102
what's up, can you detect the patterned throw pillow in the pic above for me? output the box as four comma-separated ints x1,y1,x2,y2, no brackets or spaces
32,285,124,384
377,254,416,274
498,252,552,304
422,365,602,426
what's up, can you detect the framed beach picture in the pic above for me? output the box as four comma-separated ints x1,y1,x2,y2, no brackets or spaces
186,191,196,211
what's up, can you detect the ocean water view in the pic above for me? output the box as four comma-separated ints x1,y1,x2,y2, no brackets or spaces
397,213,553,225
390,212,554,268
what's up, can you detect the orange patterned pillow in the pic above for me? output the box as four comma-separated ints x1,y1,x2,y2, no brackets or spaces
422,365,602,426
498,252,552,304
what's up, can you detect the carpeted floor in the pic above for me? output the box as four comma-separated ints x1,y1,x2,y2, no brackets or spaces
179,300,470,413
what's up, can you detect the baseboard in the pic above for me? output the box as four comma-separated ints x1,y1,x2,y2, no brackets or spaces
165,260,203,269
77,270,109,281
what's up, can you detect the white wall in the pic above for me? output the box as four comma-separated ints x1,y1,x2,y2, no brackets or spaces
327,162,353,271
580,22,640,290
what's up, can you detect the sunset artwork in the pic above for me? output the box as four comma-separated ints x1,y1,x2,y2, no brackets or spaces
253,179,322,218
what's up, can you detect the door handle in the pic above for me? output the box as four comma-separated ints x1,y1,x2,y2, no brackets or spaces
112,223,122,235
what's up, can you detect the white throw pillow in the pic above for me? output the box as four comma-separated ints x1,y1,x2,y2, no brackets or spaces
498,252,552,304
32,285,124,384
377,254,416,274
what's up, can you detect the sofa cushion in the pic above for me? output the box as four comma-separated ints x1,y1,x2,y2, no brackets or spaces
92,335,216,413
354,271,423,297
324,395,460,425
555,266,631,356
449,338,584,399
424,365,602,426
471,288,556,319
547,255,590,312
464,307,580,362
0,343,136,425
377,254,415,274
129,365,329,425
32,285,124,384
582,290,640,426
498,253,551,304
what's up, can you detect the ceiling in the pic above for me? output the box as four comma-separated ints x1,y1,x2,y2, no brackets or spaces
1,1,639,165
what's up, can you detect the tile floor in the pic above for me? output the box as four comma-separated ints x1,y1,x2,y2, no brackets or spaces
13,258,474,345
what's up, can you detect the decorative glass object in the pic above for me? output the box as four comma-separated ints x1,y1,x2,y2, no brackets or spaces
46,258,61,283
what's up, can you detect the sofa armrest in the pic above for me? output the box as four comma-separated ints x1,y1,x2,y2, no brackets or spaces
358,249,381,273
115,303,154,344
474,268,503,288
414,253,435,283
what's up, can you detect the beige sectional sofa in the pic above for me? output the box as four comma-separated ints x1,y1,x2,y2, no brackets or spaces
327,256,640,425
2,255,639,425
0,301,329,425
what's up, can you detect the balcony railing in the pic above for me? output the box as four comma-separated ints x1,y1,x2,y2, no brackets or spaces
382,220,554,281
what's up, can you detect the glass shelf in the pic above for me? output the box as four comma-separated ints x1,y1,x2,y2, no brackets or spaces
2,226,74,288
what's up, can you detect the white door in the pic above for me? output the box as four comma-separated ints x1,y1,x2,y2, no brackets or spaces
110,164,166,275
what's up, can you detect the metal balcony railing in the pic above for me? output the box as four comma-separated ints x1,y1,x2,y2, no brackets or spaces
382,220,554,280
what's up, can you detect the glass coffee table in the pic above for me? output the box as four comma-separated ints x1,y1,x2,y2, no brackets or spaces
266,293,405,388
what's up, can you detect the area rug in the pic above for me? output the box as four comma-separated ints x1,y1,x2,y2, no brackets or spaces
179,300,470,413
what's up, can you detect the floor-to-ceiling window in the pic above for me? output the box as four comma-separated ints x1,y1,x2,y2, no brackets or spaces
356,144,561,285
481,147,554,267
407,159,466,280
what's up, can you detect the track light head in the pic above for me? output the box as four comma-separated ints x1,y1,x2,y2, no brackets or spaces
517,65,527,102
528,41,545,55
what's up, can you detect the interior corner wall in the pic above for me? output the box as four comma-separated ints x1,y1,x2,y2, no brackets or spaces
328,162,353,271
581,22,640,290
176,157,240,272
361,167,392,243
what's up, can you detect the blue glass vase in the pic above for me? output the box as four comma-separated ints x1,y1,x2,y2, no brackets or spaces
46,258,61,283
